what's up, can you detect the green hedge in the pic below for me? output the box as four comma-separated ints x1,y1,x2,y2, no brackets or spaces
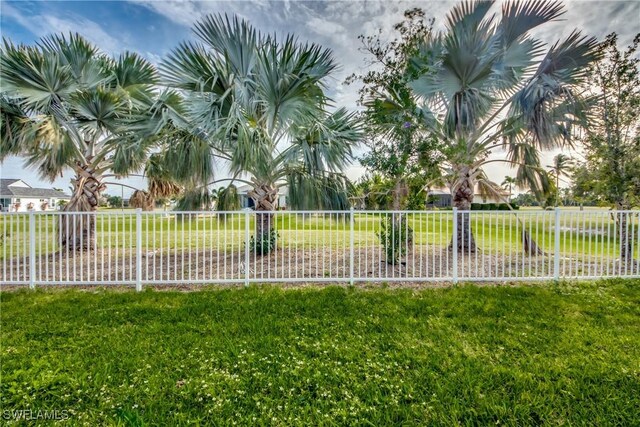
470,202,519,210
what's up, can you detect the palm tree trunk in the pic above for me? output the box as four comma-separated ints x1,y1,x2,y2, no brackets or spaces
391,179,408,211
60,169,105,251
450,178,477,253
615,204,636,266
248,181,278,253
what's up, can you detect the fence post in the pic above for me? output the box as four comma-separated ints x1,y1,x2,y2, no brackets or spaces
29,211,36,289
452,207,458,285
135,209,142,292
349,207,355,286
244,209,250,287
554,208,560,281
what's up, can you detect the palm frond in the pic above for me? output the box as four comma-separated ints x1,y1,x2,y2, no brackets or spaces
38,33,107,89
0,95,30,159
175,186,212,212
193,14,260,79
112,51,157,89
215,185,240,212
283,108,362,174
145,153,183,198
287,170,352,210
504,139,550,197
445,1,495,33
503,31,600,148
500,0,564,45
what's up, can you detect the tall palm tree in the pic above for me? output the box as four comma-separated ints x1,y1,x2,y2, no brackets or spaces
0,34,172,249
403,0,600,252
501,176,517,201
159,15,362,250
547,153,574,206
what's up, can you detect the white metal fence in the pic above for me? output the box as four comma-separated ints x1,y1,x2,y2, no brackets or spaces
1,209,639,288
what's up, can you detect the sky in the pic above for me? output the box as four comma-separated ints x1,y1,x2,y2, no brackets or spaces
1,0,639,196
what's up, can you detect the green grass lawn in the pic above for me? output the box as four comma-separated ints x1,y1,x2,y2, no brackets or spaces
1,280,639,425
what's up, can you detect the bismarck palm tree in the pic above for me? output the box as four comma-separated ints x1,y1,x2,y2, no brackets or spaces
404,0,600,253
0,34,172,249
547,153,574,206
159,15,362,251
501,176,517,201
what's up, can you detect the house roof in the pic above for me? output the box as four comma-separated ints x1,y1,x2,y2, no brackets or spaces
0,179,70,199
427,189,450,196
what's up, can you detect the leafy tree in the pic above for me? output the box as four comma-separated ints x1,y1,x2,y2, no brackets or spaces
512,192,539,207
346,8,441,210
159,15,362,252
105,195,123,209
0,34,170,249
575,32,640,263
352,173,428,210
547,153,574,206
401,0,599,252
569,163,602,206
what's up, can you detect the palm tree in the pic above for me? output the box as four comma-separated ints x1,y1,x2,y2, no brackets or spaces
501,176,517,201
159,15,362,251
547,153,574,206
402,0,600,252
0,34,171,249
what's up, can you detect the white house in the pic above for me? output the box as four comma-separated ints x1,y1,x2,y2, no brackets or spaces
237,184,288,210
0,179,70,212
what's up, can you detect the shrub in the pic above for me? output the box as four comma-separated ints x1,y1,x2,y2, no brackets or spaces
249,229,279,255
377,215,413,265
470,202,519,211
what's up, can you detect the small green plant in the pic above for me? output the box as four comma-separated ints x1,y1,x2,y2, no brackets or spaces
377,215,413,265
249,228,279,255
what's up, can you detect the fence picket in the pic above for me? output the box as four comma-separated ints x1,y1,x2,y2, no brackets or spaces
1,209,638,287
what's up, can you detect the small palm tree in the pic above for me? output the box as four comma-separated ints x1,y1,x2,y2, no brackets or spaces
0,34,172,249
501,176,517,201
159,15,362,250
547,153,574,206
403,0,600,252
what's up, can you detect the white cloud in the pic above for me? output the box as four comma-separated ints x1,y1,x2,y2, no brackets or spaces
1,2,124,54
4,0,638,186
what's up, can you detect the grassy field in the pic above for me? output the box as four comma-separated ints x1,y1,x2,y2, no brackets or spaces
1,279,639,425
2,210,639,260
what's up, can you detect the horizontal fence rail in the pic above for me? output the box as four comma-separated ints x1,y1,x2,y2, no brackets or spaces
1,209,639,288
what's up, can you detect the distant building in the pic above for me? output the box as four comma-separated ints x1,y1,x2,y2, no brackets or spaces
237,184,287,209
0,179,70,212
426,188,452,208
426,185,509,208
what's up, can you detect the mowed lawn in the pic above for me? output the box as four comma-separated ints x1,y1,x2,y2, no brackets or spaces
1,280,639,425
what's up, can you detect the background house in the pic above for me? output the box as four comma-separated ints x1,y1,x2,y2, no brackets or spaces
0,179,70,212
426,185,510,208
237,184,288,210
